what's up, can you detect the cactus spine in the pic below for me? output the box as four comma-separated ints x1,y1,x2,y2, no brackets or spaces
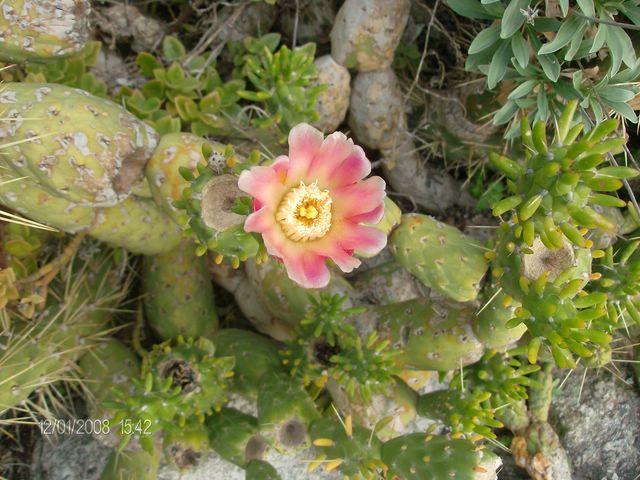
0,247,127,413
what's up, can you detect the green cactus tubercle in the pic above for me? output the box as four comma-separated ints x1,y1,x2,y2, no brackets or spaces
417,389,503,439
144,336,235,419
172,146,262,263
490,100,636,249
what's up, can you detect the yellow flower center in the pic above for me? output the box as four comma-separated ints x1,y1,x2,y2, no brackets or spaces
276,181,332,242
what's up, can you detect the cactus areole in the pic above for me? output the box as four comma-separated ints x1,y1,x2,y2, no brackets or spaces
239,123,387,288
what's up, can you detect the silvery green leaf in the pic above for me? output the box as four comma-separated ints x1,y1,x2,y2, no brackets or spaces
469,24,502,54
511,33,529,68
501,0,530,39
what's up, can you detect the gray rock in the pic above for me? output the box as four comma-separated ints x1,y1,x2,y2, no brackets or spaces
351,260,427,305
32,432,112,480
330,0,410,72
349,69,407,151
98,4,165,52
313,55,351,133
550,366,640,480
381,131,475,214
91,49,133,93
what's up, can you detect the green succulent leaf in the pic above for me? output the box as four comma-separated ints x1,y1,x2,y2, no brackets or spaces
163,35,187,61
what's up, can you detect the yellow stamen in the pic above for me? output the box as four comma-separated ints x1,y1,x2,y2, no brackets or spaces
313,438,336,447
344,415,353,438
276,181,332,242
308,454,326,473
325,459,343,472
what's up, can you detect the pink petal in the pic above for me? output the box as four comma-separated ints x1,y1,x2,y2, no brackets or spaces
306,132,354,185
238,166,286,210
332,176,386,221
245,208,291,262
271,155,290,182
286,123,323,184
244,207,274,234
347,202,385,225
283,251,331,289
260,223,288,260
317,241,361,273
330,145,372,187
335,222,387,255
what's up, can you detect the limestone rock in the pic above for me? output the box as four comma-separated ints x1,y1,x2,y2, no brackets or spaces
381,131,475,214
99,4,165,52
349,69,406,150
312,55,351,132
91,49,131,92
351,260,428,305
550,366,640,480
330,0,411,72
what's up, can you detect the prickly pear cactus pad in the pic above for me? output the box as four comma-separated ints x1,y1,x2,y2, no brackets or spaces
374,298,484,371
142,240,219,341
381,433,481,480
0,82,159,206
245,459,282,480
162,419,210,470
145,132,230,224
100,448,160,480
212,328,284,398
0,0,91,63
89,195,182,254
0,171,96,232
79,338,141,429
257,370,320,450
0,246,128,414
389,214,488,302
205,408,268,467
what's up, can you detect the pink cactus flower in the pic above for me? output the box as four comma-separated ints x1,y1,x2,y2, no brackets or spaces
238,123,387,288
